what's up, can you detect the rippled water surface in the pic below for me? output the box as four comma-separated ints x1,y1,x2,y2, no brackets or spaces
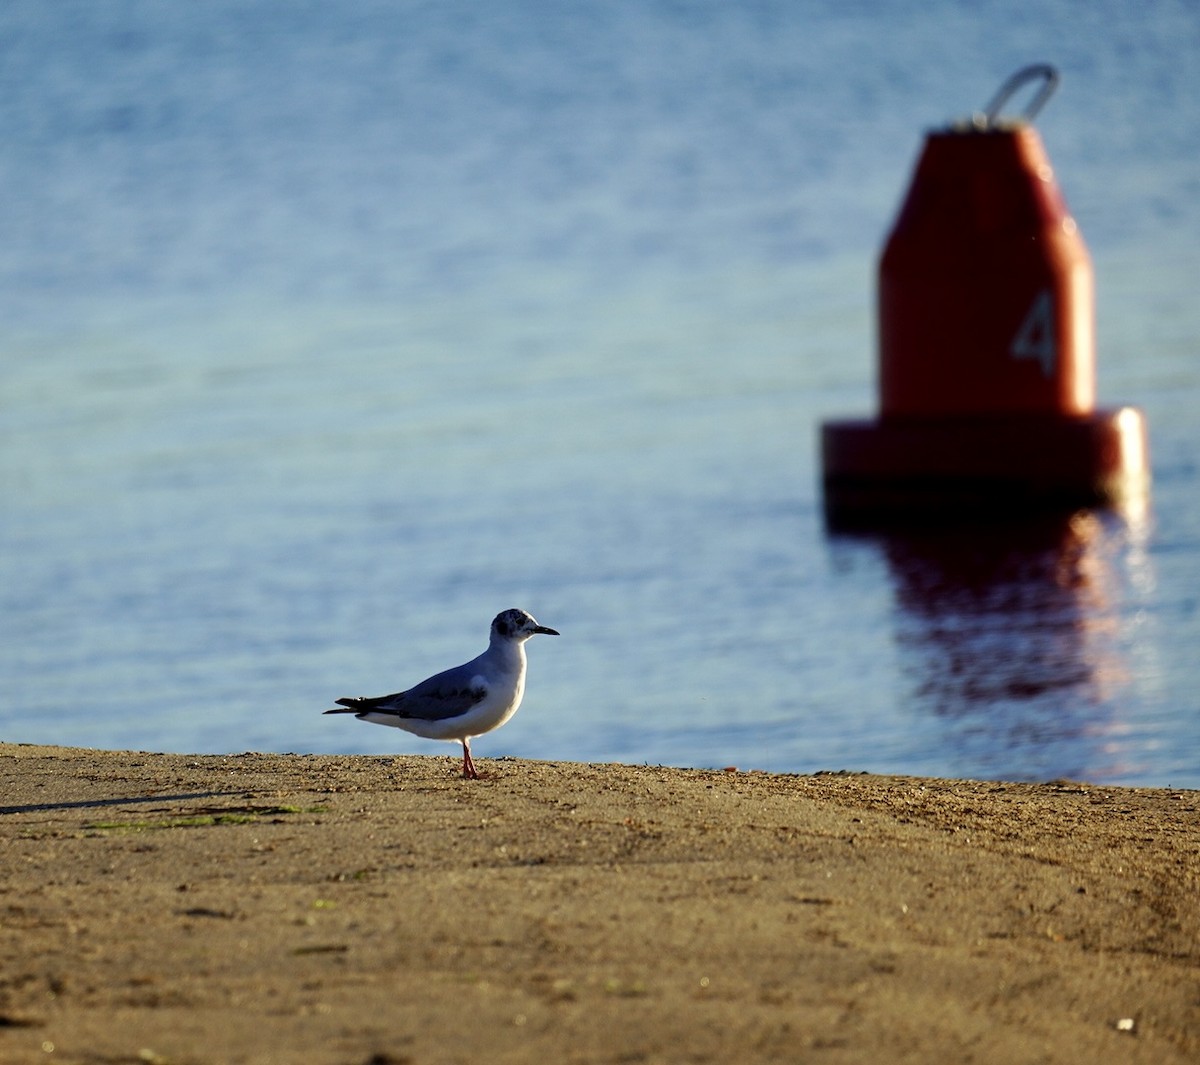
3,1,1199,786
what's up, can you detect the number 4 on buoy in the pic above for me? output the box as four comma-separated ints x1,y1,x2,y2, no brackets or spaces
1010,289,1056,377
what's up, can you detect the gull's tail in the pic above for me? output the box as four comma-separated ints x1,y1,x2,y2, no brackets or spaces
324,694,402,716
324,696,372,716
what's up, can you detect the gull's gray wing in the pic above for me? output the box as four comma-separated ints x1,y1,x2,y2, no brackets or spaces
334,662,487,722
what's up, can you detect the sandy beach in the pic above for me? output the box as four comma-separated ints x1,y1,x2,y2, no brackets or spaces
1,742,1197,1064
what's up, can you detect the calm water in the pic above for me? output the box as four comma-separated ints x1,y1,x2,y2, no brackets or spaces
3,1,1199,787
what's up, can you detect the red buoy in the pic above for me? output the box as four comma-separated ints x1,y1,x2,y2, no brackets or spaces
822,65,1150,523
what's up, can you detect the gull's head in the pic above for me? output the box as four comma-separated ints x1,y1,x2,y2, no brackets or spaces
492,608,560,643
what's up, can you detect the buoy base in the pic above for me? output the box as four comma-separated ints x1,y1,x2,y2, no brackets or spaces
821,407,1149,526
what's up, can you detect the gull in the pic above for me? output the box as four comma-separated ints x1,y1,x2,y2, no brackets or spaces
324,608,559,779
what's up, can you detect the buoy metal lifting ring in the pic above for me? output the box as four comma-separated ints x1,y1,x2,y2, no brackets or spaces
974,63,1060,130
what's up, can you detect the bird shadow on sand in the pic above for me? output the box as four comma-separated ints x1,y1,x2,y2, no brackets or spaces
0,791,242,816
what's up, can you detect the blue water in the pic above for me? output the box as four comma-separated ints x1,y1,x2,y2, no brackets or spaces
3,0,1199,787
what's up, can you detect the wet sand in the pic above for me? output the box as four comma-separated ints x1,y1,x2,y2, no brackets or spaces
1,742,1197,1064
